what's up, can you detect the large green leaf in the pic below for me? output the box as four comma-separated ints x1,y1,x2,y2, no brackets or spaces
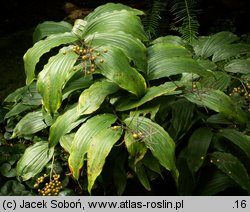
142,152,163,177
218,129,250,158
196,169,237,195
87,121,123,193
151,35,187,47
84,32,146,71
59,133,75,153
113,153,127,195
184,89,247,126
169,99,195,140
192,31,239,59
210,152,250,194
68,114,121,179
82,10,147,41
37,47,79,113
116,81,181,111
199,71,231,91
33,21,73,43
148,43,192,60
147,43,212,80
212,44,250,62
129,160,151,191
84,3,144,22
12,110,47,138
124,116,178,182
62,75,93,99
24,32,78,85
224,59,250,74
186,128,213,176
78,80,119,115
4,83,41,105
147,57,213,80
49,104,88,147
16,141,54,181
94,46,146,97
4,104,36,119
4,82,42,119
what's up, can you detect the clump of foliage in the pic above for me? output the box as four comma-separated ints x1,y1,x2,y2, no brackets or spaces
2,3,250,195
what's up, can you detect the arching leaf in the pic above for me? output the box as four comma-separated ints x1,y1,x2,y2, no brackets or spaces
84,3,144,22
124,116,178,182
62,75,93,100
197,169,237,195
218,129,250,158
95,46,146,97
49,104,88,147
168,99,195,140
59,133,75,153
78,80,119,115
129,160,151,191
33,21,73,43
68,114,121,179
82,10,147,41
184,89,247,126
211,152,250,194
12,110,47,138
186,128,213,176
116,81,180,111
212,44,250,62
24,32,78,85
199,71,231,91
151,35,186,47
87,122,123,193
224,59,250,74
16,141,54,181
85,32,147,71
192,31,238,59
147,42,213,80
148,57,212,80
37,47,79,114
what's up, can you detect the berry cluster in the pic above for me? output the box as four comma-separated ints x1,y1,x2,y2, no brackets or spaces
132,131,144,140
34,174,63,196
229,82,250,111
72,45,106,75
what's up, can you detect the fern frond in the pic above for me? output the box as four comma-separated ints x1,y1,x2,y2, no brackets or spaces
170,0,200,43
142,0,168,39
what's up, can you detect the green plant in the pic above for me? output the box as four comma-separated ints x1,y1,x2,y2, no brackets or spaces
3,3,250,195
142,0,200,41
170,0,200,42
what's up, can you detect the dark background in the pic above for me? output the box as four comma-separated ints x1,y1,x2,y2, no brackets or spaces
1,0,250,37
0,0,249,101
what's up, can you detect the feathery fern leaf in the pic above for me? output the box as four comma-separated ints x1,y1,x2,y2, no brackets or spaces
170,0,200,42
143,0,168,39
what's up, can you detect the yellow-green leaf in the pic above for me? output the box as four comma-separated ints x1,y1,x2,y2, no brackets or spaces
68,114,121,179
124,116,178,182
37,47,79,113
95,46,146,97
49,104,88,147
116,81,180,111
87,123,123,193
78,80,119,115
